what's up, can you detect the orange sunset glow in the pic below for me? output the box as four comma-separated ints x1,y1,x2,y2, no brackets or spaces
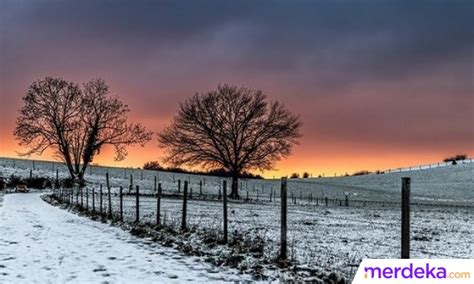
1,1,473,178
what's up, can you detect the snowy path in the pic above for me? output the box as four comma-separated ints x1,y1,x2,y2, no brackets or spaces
0,193,251,283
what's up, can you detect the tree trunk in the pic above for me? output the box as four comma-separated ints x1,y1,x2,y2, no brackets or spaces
66,164,76,180
77,171,86,187
230,173,239,199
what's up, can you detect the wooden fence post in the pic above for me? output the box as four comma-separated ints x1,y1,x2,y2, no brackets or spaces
86,188,89,210
154,176,157,192
345,195,349,207
401,177,411,259
182,181,188,231
223,180,228,243
99,184,103,215
280,177,288,260
108,185,112,218
129,174,133,193
156,183,162,225
135,185,140,223
199,180,202,196
119,186,123,221
177,179,181,193
106,172,111,217
92,188,95,213
80,187,83,208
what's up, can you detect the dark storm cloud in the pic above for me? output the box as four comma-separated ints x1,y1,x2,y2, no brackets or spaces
3,0,472,76
1,0,473,160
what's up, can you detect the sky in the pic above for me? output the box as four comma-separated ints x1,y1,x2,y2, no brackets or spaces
0,0,473,178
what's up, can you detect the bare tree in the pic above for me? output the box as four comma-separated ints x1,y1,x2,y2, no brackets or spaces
158,84,302,198
14,77,152,184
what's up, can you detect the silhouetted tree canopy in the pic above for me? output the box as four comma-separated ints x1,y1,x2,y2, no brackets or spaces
143,161,163,171
443,154,468,164
14,77,152,183
290,173,300,179
158,84,302,198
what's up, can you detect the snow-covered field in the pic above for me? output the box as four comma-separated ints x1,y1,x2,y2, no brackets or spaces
0,193,252,283
1,157,473,280
90,194,472,279
1,157,473,206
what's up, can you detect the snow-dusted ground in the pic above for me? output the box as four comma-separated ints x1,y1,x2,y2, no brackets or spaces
100,194,472,279
1,157,473,206
1,157,473,279
0,193,252,283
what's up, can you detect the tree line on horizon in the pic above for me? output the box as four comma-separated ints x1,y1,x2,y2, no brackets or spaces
143,161,263,179
14,77,301,197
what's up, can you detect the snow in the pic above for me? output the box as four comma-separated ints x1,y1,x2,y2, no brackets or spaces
99,193,473,279
0,193,253,283
1,157,473,206
1,157,473,280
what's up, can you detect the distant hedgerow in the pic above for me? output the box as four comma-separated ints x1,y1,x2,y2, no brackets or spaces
353,170,371,176
443,154,468,165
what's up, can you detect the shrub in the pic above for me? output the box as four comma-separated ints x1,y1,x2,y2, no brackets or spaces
302,172,310,178
0,177,5,190
61,178,75,188
7,175,24,188
443,154,468,164
28,177,52,189
290,173,300,179
6,175,53,189
143,161,163,171
353,170,371,176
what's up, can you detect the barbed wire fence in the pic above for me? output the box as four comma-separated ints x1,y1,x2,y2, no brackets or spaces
49,174,473,279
